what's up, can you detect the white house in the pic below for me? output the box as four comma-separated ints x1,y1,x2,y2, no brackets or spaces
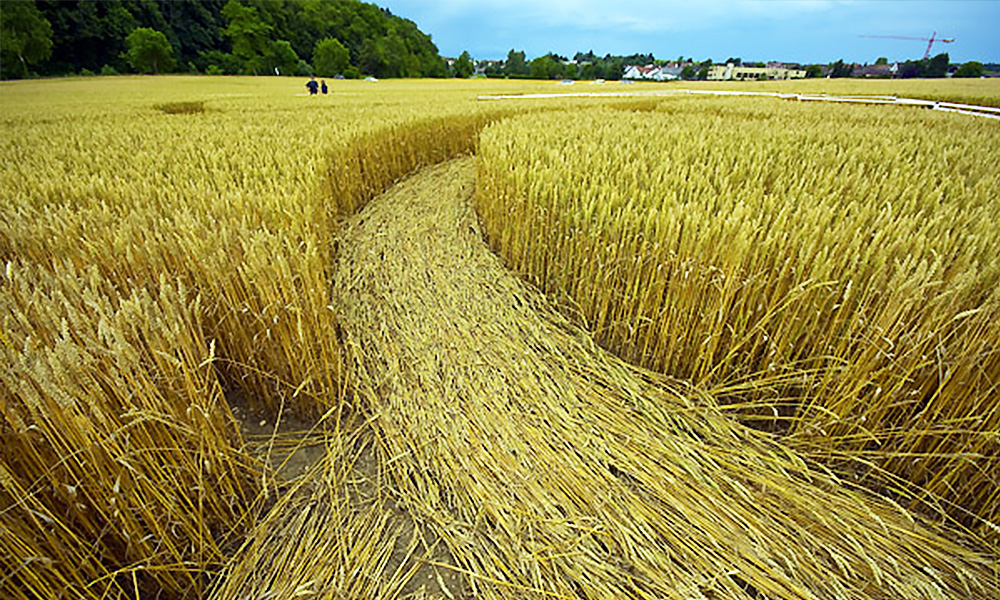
623,64,680,81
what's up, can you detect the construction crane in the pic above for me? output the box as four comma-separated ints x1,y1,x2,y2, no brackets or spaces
860,31,954,59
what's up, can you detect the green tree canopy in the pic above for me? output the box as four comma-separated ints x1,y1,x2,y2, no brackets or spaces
504,49,528,76
222,0,271,74
829,59,853,78
380,32,416,78
13,1,449,79
125,27,175,74
925,52,949,78
358,37,385,76
530,54,563,79
898,59,924,78
954,61,984,78
418,52,447,78
313,37,349,77
261,39,299,75
1,0,53,78
454,50,473,78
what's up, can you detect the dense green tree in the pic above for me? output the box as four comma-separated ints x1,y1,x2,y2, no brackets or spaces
504,49,528,76
345,12,380,63
8,1,449,79
37,1,113,73
898,59,924,78
805,64,822,78
603,56,626,80
102,3,138,70
925,52,949,78
261,39,298,75
386,18,442,77
1,0,53,78
199,48,240,74
381,32,415,77
875,56,888,65
222,0,271,74
454,50,473,78
420,53,447,78
530,54,559,79
829,59,853,78
680,65,695,80
161,0,225,67
954,60,984,78
358,37,385,76
296,0,354,59
124,27,175,74
898,53,949,79
313,37,349,76
40,1,168,74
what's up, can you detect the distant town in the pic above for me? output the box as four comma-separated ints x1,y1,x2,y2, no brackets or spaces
453,50,995,81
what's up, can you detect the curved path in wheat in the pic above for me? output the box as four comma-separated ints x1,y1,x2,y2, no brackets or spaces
222,157,997,600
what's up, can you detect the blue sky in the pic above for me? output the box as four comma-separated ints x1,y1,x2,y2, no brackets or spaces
380,1,1000,64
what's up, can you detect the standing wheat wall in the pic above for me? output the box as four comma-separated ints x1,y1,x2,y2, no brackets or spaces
475,99,1000,538
0,77,516,599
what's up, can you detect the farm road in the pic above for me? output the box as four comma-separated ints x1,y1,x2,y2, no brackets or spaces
242,158,998,599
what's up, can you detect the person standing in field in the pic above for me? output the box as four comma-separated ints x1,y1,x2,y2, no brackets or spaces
306,77,319,95
321,80,328,94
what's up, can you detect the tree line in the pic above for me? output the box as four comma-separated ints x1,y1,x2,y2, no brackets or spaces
473,50,986,81
1,0,449,79
475,50,656,81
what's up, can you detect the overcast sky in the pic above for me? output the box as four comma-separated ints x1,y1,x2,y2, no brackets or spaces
379,0,999,64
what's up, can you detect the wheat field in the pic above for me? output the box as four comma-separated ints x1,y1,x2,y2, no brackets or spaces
2,76,998,599
476,97,1000,537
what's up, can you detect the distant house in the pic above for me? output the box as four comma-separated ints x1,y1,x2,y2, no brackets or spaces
853,63,898,78
707,62,806,81
623,64,681,81
622,65,651,80
658,65,684,80
475,60,503,76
